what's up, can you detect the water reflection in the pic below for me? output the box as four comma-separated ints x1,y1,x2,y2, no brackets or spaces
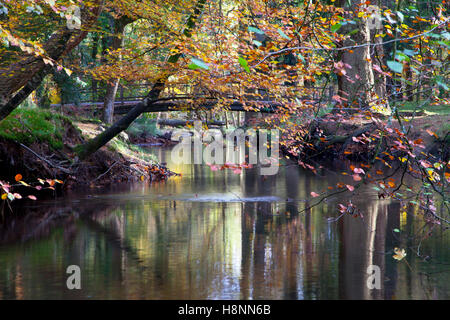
0,149,448,299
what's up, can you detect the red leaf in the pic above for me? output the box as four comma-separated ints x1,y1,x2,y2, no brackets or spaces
310,192,320,198
28,195,37,200
346,184,355,192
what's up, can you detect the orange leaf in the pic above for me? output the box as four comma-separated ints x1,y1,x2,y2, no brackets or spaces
387,181,396,188
15,174,22,182
425,129,438,138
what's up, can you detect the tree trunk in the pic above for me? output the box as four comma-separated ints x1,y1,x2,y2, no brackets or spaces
77,0,208,160
103,16,132,124
335,0,375,111
0,1,103,121
404,61,414,101
103,79,120,124
91,33,99,102
370,3,389,111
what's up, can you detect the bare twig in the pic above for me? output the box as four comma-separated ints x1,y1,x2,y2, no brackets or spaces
19,143,71,174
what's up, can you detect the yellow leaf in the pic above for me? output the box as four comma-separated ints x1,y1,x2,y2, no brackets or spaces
393,247,406,261
1,193,7,200
64,68,72,76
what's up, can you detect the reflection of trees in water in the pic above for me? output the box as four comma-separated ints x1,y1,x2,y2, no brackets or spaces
1,164,449,299
338,200,389,299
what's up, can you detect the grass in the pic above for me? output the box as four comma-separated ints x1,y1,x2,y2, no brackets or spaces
397,101,450,116
108,138,157,163
0,107,70,150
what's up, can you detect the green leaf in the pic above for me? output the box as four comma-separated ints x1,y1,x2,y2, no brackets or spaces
7,193,14,201
188,57,209,70
347,29,359,36
403,49,416,56
278,28,291,40
387,60,403,74
393,228,400,233
238,57,250,73
331,23,342,33
437,40,450,48
395,52,410,62
437,81,449,91
252,40,262,47
297,53,306,63
248,26,265,35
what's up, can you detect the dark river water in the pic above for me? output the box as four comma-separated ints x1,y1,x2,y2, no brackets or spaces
0,147,449,299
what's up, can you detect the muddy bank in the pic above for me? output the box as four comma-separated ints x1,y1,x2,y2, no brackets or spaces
283,113,449,164
0,114,177,205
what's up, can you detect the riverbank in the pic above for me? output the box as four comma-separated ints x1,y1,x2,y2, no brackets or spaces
0,108,176,195
283,111,449,164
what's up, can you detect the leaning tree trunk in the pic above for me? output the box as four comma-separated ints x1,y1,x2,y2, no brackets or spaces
0,1,104,122
334,0,375,111
77,0,208,160
103,16,133,124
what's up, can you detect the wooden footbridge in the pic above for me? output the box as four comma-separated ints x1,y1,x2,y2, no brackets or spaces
51,82,334,115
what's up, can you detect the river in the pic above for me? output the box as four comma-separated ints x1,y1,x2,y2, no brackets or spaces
0,147,449,299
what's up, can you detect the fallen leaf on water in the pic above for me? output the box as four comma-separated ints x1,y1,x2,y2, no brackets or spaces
310,192,320,198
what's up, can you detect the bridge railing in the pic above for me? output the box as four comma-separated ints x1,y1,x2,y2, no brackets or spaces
57,82,335,107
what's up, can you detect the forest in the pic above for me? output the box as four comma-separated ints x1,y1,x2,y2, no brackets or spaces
0,0,449,301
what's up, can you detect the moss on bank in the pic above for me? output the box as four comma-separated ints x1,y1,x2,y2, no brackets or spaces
0,107,70,150
0,107,165,187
